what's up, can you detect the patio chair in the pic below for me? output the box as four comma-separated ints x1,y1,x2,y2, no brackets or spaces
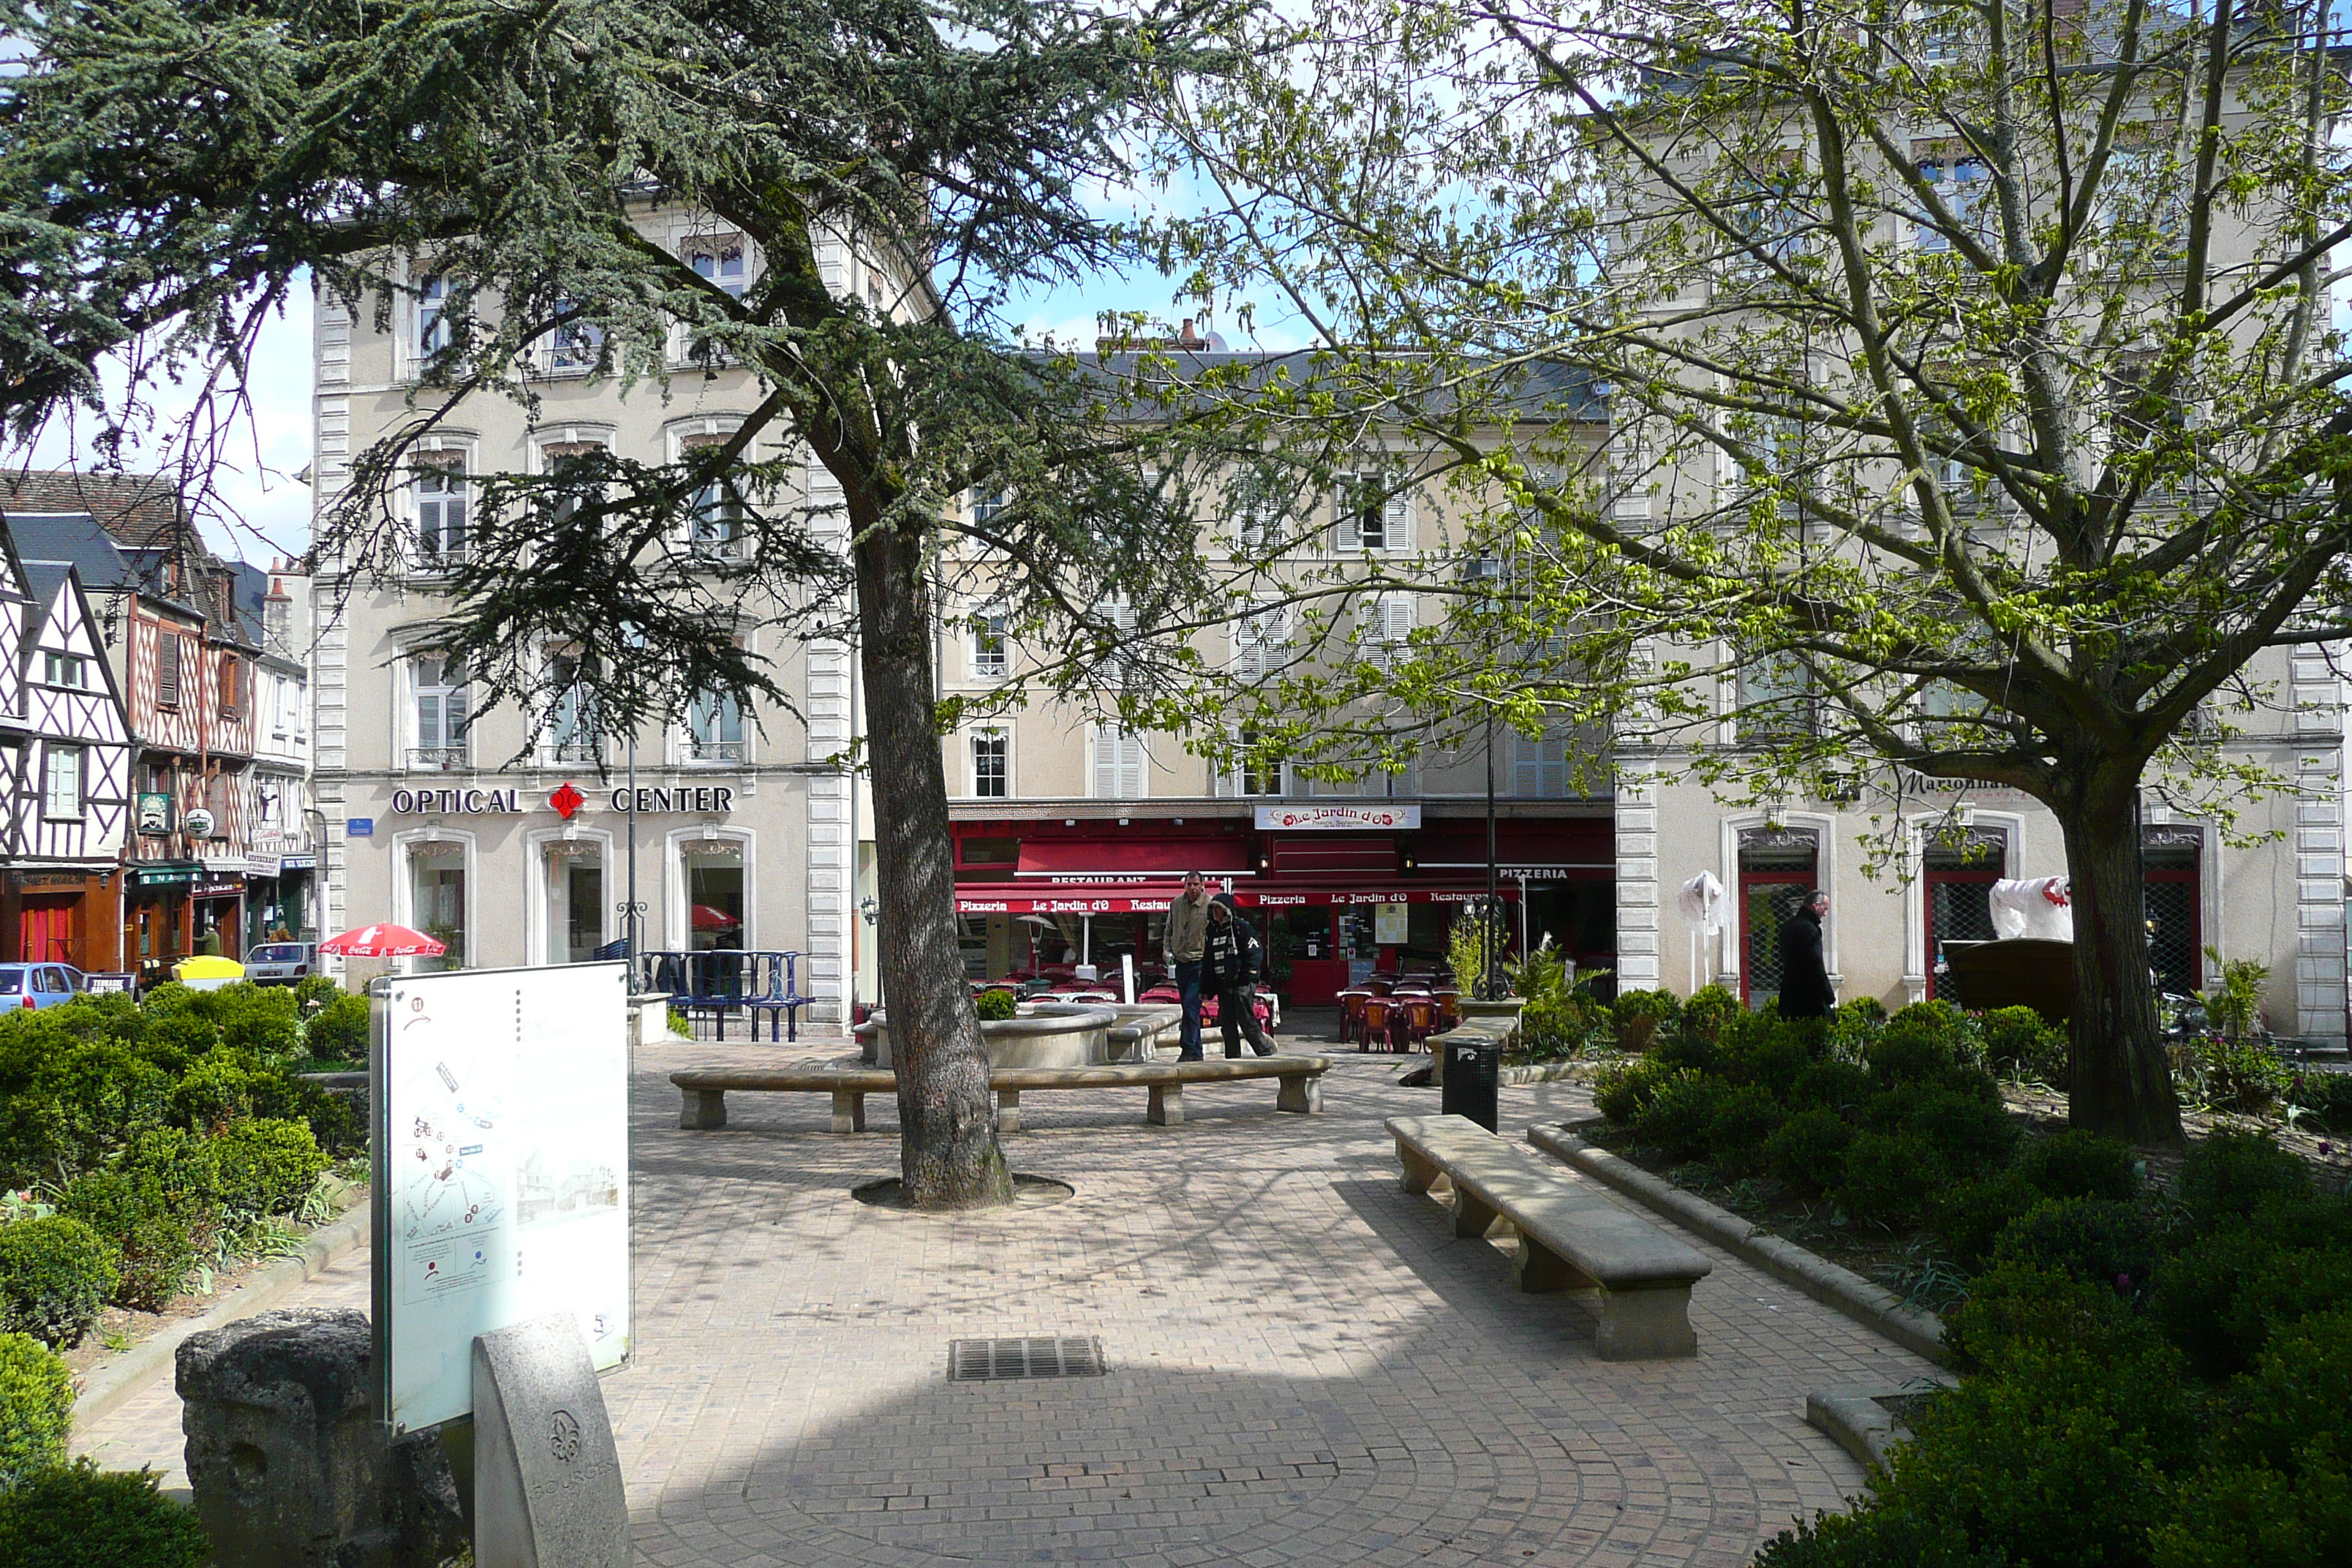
1338,990,1369,1047
1359,996,1395,1054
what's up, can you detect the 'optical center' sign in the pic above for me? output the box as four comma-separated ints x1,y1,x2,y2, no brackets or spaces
390,783,738,816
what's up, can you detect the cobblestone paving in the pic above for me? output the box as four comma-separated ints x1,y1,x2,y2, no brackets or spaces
78,1027,1937,1566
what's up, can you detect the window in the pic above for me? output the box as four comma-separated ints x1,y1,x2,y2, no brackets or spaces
155,631,186,710
687,690,745,764
2107,150,2188,254
414,459,469,566
687,237,747,298
218,655,244,717
1513,732,1569,798
1362,592,1414,669
970,729,1009,798
40,652,86,690
971,607,1009,679
548,653,600,763
417,275,451,357
412,655,469,769
42,746,81,819
1235,500,1284,555
409,845,465,970
1091,727,1145,799
1338,472,1412,553
1237,729,1287,796
682,840,745,951
271,676,297,739
541,841,605,965
1915,148,1991,253
1232,604,1291,679
970,488,1006,524
1728,168,1806,268
1737,654,1814,742
688,480,746,559
547,299,605,372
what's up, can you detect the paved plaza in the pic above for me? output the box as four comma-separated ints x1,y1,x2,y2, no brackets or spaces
77,1030,1936,1566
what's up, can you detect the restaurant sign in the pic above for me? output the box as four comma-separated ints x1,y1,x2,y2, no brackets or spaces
1252,804,1422,831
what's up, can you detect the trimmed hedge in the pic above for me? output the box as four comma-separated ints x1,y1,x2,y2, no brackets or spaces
0,1217,117,1349
0,1333,71,1493
0,1460,210,1567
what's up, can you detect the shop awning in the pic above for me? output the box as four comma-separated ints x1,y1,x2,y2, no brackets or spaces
956,882,1517,913
1014,837,1252,877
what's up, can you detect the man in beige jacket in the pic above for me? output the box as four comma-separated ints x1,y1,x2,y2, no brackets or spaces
1164,870,1215,1060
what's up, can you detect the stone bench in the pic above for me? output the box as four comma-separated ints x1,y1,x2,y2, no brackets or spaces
1384,1113,1714,1360
674,1055,1332,1134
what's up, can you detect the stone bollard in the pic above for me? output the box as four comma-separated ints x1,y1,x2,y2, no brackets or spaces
177,1307,470,1568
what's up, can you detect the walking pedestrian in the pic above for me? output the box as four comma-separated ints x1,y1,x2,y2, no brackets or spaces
1777,889,1836,1019
1204,899,1276,1058
1164,870,1215,1060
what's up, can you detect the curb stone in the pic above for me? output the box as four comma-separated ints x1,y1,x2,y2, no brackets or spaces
1804,1388,1905,1469
1526,1120,1953,1365
72,1195,372,1431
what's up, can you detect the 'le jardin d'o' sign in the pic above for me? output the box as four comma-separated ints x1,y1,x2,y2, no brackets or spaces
385,782,739,817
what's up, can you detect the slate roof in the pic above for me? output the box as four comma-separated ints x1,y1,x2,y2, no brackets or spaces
1065,349,1607,423
4,510,139,595
0,470,189,552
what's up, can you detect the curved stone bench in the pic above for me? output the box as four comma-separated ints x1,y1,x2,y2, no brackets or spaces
675,1055,1332,1134
1386,1113,1713,1360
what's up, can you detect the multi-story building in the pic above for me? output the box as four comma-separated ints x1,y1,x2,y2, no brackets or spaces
306,211,888,1019
0,523,132,968
3,475,287,981
239,560,319,944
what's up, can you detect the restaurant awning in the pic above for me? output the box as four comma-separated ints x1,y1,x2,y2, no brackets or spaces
955,883,1518,913
1015,837,1252,877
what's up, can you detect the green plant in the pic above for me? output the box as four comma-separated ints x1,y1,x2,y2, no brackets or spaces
211,1120,329,1218
292,974,339,1013
2020,1130,2140,1202
1991,1198,2165,1294
1631,1070,1734,1161
1863,1087,2020,1179
2149,1217,2352,1380
1721,1025,1814,1101
1607,989,1680,1053
2171,1032,2291,1115
0,1459,211,1566
2286,1068,2352,1136
0,1333,70,1492
2201,948,2269,1041
1787,1058,1874,1115
1676,985,1740,1049
1447,902,1507,1000
1702,1086,1786,1177
0,1217,117,1349
2178,1129,2311,1224
59,1130,222,1312
974,988,1017,1021
167,1054,253,1133
1761,1109,1854,1196
1863,1019,1957,1087
1833,1132,1950,1229
0,1041,172,1191
667,1006,692,1038
1591,1057,1670,1124
299,993,369,1064
1933,1172,2046,1271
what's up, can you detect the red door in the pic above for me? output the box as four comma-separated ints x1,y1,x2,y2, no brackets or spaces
19,897,76,965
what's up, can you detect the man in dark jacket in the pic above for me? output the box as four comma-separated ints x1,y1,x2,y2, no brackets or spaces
1777,889,1836,1019
1202,900,1275,1058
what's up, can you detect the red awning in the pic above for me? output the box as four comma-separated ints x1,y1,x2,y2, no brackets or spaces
1015,837,1251,877
956,883,1517,914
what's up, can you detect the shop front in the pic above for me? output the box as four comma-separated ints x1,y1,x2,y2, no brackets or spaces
191,878,246,959
123,862,198,985
4,868,124,970
949,807,1613,1006
244,854,317,947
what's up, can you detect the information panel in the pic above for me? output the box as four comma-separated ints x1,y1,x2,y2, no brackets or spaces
372,962,632,1433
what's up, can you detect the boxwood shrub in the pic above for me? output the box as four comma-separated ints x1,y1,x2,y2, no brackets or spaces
0,1217,117,1349
212,1118,329,1218
0,1333,71,1492
0,1459,210,1567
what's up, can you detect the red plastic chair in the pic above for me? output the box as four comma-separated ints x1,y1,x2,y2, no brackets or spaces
1360,997,1395,1054
1339,991,1369,1047
1399,996,1436,1052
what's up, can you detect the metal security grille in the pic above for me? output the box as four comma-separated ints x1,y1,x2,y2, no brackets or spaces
947,1336,1106,1382
2144,877,2200,998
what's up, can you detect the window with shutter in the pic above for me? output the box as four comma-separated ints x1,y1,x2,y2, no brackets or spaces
1338,470,1413,553
42,746,82,819
1363,593,1414,668
1091,728,1145,799
157,632,183,710
1233,606,1290,679
219,655,242,716
1512,734,1569,799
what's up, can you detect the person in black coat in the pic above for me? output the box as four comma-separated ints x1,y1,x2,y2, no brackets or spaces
1202,900,1275,1058
1777,889,1836,1019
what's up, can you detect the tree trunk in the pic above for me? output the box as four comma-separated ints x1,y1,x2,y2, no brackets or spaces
854,516,1014,1209
2051,769,2185,1147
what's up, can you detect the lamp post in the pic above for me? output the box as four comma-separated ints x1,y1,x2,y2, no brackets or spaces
1484,704,1499,1000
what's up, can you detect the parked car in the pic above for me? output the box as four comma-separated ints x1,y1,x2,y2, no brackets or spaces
243,942,320,986
0,963,86,1009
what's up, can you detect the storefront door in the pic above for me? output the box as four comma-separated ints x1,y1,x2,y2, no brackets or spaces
18,896,75,965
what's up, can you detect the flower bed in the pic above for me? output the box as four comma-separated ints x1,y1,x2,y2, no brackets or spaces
0,979,369,1562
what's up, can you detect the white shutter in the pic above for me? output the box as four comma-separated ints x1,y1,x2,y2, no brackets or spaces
1234,606,1289,679
1093,728,1144,799
1335,478,1363,553
1382,485,1414,553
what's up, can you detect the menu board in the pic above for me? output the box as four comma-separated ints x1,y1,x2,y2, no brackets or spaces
372,962,632,1433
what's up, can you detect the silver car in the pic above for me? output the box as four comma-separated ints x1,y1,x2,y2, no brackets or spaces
244,942,319,986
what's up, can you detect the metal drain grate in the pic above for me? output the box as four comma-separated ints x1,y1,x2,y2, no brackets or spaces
948,1335,1107,1382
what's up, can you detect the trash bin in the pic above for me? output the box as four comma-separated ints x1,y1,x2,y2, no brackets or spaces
1441,1034,1504,1132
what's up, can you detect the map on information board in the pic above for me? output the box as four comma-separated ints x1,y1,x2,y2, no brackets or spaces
373,962,631,1433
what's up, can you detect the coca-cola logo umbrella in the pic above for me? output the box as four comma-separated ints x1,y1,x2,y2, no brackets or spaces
320,922,448,957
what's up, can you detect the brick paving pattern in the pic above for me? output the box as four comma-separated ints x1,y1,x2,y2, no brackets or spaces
76,1027,1937,1566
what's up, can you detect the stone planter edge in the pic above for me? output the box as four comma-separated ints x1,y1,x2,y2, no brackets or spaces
1526,1119,1953,1366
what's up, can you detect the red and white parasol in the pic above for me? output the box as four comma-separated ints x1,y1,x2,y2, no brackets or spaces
320,922,448,957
